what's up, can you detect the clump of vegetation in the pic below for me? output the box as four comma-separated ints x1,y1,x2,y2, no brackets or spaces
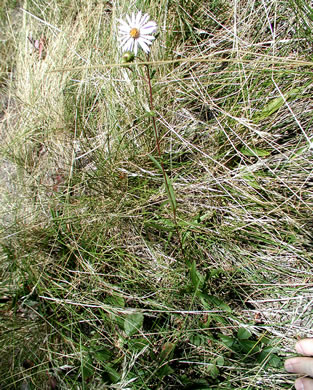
1,0,313,388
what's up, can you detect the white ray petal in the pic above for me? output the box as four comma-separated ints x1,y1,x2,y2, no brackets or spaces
121,37,130,51
118,19,130,28
142,21,157,31
138,39,153,49
139,13,150,26
134,40,138,55
119,36,130,48
140,34,156,42
138,39,150,53
119,24,131,33
141,26,157,35
126,14,132,25
126,39,134,52
135,11,142,25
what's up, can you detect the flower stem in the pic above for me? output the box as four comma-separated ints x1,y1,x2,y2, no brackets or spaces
145,63,184,256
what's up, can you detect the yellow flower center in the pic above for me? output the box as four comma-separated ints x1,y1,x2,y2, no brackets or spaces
130,28,140,39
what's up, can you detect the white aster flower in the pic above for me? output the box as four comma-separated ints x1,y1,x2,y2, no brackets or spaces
117,11,157,55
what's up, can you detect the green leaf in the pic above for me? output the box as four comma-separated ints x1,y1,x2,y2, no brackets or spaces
219,334,235,348
156,364,174,378
93,348,112,362
149,154,162,171
101,365,121,384
209,268,224,278
256,87,303,121
267,354,282,368
262,345,280,354
189,334,206,346
148,154,177,212
215,356,225,366
181,378,211,389
190,260,203,289
238,339,261,354
159,342,176,361
106,311,124,329
240,147,270,157
237,327,252,340
145,218,175,232
81,357,94,380
206,363,219,379
105,295,125,308
260,96,284,118
127,338,149,352
290,146,308,159
258,348,282,368
165,174,177,211
124,312,144,336
242,174,261,189
199,293,232,313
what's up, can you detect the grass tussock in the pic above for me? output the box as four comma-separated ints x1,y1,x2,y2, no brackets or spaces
1,0,313,388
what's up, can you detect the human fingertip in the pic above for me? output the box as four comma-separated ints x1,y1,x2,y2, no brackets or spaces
296,341,305,355
295,378,304,390
285,359,295,373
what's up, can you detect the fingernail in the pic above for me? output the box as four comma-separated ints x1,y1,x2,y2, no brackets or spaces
296,341,304,355
285,361,295,373
295,379,304,390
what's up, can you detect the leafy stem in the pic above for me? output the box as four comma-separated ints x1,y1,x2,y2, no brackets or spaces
145,62,184,256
